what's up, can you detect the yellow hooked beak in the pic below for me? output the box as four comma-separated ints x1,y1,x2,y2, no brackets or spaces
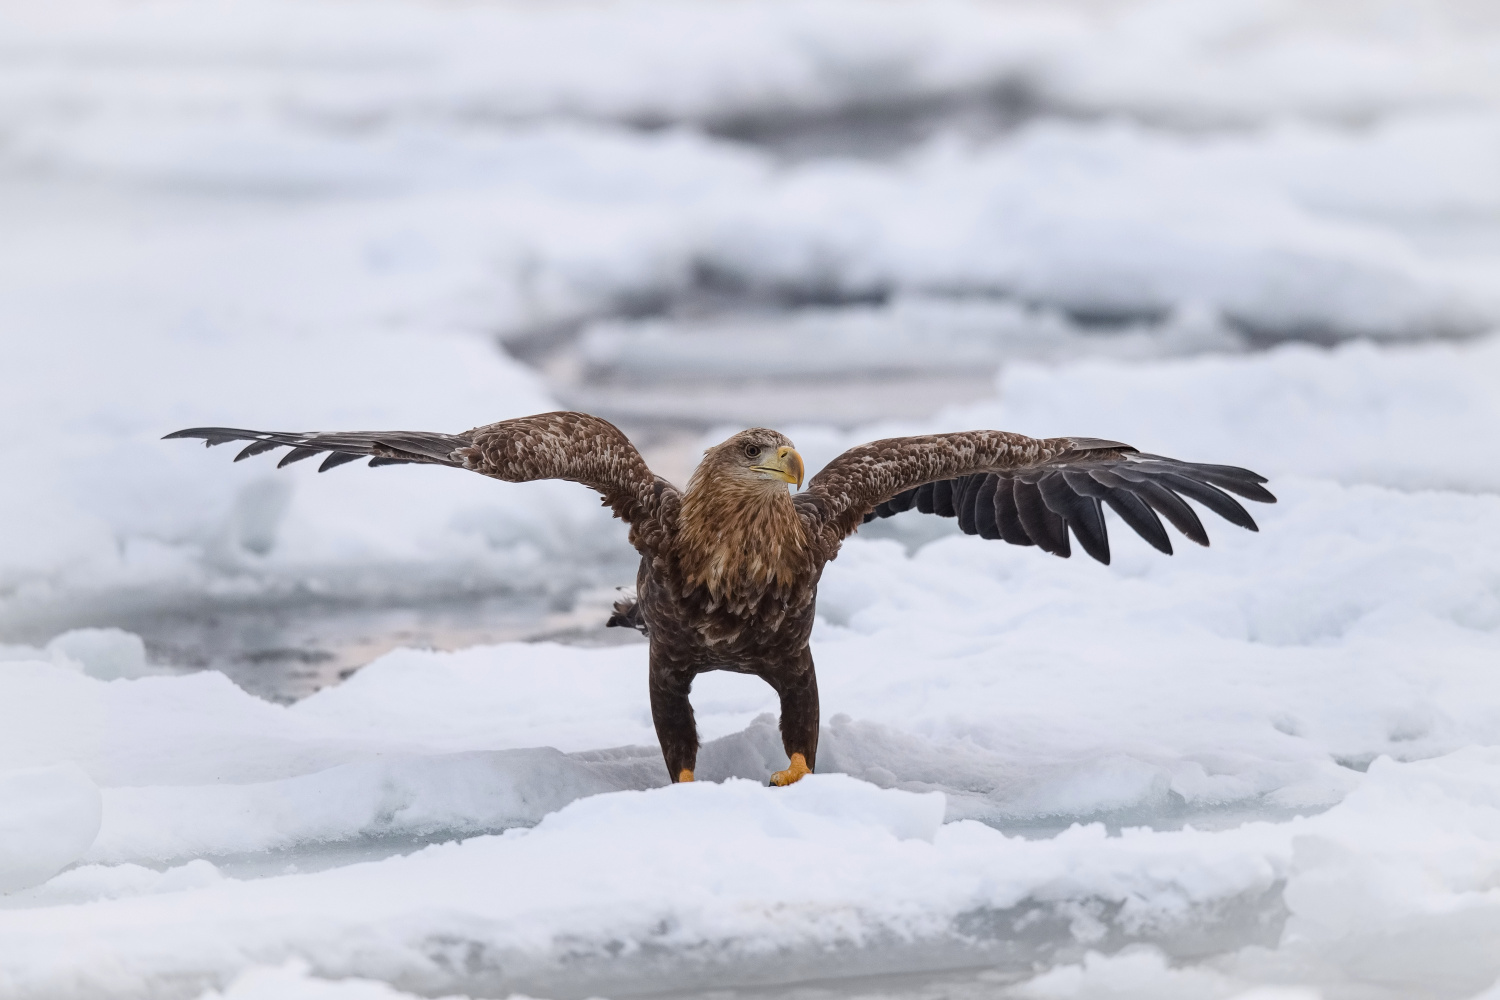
754,445,804,490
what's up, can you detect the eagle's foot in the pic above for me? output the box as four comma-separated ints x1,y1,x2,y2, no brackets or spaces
769,753,811,787
677,769,694,783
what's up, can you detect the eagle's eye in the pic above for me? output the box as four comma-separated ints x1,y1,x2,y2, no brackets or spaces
743,444,762,460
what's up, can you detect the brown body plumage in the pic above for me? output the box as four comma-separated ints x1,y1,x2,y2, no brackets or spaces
167,411,1275,785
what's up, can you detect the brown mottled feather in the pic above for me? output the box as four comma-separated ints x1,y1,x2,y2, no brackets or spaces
457,412,671,537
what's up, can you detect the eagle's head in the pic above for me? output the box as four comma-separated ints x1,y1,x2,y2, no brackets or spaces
693,428,804,494
681,428,808,598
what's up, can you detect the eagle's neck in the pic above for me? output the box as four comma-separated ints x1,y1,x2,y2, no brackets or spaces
677,470,807,604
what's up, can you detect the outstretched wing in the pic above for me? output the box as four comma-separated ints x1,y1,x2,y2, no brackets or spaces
165,411,670,525
797,431,1274,564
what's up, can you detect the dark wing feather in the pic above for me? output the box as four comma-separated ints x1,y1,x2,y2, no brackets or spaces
234,439,284,462
931,479,956,518
955,476,981,534
834,430,1273,565
166,411,671,527
992,478,1035,546
972,475,1001,540
914,482,936,514
1039,473,1109,564
277,446,324,468
1159,473,1258,531
318,452,363,472
1099,486,1172,555
885,489,918,514
1014,480,1070,557
1131,478,1210,547
166,426,469,469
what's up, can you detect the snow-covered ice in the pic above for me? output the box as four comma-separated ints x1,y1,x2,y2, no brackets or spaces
2,438,1499,994
0,763,102,894
4,0,1500,998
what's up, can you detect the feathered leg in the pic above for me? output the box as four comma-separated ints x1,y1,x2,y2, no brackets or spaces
649,650,699,783
767,648,819,786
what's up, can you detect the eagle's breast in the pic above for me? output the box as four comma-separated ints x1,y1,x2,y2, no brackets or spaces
672,478,815,624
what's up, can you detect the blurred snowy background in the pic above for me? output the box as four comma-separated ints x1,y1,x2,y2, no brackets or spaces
2,1,1500,998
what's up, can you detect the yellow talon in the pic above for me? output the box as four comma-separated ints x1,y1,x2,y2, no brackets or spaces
678,769,694,783
770,752,812,786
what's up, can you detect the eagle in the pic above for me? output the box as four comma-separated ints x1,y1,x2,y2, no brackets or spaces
167,412,1273,786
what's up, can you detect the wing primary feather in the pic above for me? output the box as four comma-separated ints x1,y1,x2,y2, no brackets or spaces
318,452,363,473
1203,476,1277,504
992,478,1035,546
234,439,285,462
1100,487,1172,555
367,457,417,468
164,427,259,447
1133,479,1209,546
1160,473,1258,530
973,475,1001,540
1163,457,1270,485
277,446,323,468
1185,465,1277,503
1118,457,1274,506
1038,473,1109,564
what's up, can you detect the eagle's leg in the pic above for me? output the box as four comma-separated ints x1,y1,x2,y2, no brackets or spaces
649,655,699,783
767,649,819,787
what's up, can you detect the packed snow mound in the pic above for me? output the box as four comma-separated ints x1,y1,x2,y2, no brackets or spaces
5,858,225,909
7,751,1500,998
0,764,101,893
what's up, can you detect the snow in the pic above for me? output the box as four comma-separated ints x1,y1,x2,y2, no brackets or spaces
0,464,1498,994
788,334,1500,495
0,763,102,894
200,963,471,1000
3,0,1500,997
5,751,1500,998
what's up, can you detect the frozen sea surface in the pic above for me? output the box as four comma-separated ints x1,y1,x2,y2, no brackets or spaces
3,1,1500,998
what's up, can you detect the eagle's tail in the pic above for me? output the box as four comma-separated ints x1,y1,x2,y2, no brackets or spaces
606,591,648,636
